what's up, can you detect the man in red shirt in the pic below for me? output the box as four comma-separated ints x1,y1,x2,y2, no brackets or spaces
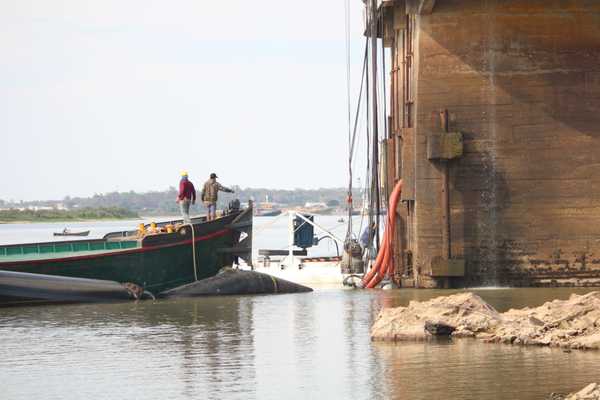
177,171,196,223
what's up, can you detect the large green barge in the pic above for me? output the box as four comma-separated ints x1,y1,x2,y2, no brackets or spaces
0,206,253,295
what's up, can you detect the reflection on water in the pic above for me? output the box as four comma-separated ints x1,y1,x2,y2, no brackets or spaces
1,288,599,400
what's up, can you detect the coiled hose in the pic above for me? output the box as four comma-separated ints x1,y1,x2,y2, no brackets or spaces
361,180,403,288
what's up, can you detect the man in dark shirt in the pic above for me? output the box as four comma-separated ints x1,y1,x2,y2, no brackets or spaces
177,171,196,223
201,173,234,221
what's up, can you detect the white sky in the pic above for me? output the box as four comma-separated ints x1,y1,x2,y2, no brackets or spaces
1,0,367,201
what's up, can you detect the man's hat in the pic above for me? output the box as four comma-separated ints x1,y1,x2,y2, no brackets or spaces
210,173,217,179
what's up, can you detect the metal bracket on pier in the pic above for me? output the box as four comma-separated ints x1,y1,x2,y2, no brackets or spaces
219,206,254,267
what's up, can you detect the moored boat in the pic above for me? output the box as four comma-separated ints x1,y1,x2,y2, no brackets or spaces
0,205,253,295
253,195,283,217
53,230,90,237
255,209,282,217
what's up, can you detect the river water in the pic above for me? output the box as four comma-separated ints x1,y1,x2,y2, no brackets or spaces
1,216,599,399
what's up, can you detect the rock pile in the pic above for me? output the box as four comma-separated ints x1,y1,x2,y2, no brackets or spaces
548,383,600,400
371,291,600,350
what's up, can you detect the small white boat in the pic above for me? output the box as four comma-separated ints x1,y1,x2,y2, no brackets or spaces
53,229,90,237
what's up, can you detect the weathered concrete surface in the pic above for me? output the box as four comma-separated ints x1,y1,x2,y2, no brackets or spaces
549,383,600,400
384,0,600,287
371,291,600,350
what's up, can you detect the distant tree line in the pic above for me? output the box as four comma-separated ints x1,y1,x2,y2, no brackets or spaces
2,187,365,217
0,207,139,223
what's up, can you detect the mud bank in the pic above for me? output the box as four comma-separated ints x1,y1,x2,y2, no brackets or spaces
371,292,600,350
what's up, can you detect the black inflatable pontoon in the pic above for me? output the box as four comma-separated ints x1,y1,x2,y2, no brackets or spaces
0,270,143,306
159,269,312,297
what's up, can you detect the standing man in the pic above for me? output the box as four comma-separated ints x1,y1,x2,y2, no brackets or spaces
359,222,377,251
177,171,196,224
201,173,234,221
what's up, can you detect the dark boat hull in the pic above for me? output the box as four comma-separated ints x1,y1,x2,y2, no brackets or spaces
0,270,138,306
0,208,253,295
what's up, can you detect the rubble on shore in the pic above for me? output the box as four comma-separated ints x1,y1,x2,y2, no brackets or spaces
548,383,600,400
371,291,600,350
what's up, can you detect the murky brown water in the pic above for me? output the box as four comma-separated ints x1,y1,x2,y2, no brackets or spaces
1,287,599,400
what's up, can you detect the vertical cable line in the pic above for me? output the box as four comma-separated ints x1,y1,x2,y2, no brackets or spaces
365,1,372,253
369,0,381,252
348,42,368,239
344,0,353,238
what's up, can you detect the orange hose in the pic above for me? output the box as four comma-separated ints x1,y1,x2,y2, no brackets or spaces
361,225,388,284
361,210,392,284
366,244,390,288
362,180,403,288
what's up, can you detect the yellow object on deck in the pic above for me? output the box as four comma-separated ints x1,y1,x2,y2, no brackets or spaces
137,223,146,237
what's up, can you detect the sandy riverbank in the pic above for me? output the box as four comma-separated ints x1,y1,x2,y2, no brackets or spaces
371,291,600,350
549,383,600,399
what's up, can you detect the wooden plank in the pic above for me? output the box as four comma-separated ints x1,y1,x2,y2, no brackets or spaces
406,0,436,14
386,137,396,200
430,257,465,277
381,139,389,201
401,128,415,200
427,132,464,160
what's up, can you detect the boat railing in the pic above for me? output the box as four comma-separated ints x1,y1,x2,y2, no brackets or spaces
103,207,247,241
0,240,138,258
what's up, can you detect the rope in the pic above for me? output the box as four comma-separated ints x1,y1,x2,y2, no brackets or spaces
349,41,369,163
345,0,353,240
347,43,369,242
270,274,278,293
315,235,340,257
252,211,288,237
143,290,156,300
381,8,388,140
344,0,352,155
187,224,198,281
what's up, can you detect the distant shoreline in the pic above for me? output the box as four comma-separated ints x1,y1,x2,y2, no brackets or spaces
0,217,143,225
0,207,140,225
0,214,189,225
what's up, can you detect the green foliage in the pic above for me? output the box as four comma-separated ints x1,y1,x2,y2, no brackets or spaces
326,199,341,207
0,207,139,223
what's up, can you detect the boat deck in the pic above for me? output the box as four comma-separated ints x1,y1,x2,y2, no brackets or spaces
0,240,139,262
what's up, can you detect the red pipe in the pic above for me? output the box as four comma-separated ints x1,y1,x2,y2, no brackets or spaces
362,180,403,288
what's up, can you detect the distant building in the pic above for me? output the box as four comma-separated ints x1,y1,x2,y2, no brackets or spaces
303,202,327,209
27,206,53,211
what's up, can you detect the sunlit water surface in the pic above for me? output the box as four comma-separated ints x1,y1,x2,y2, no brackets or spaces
1,218,599,399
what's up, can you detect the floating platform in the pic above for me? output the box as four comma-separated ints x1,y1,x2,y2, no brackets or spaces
0,270,144,307
159,269,312,297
